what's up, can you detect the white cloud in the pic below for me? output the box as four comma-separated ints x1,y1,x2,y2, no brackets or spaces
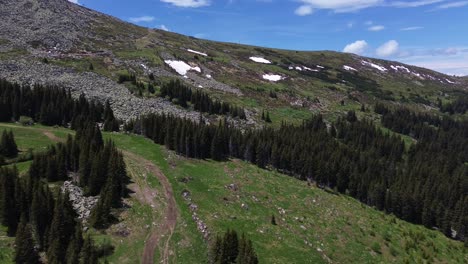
296,0,383,13
67,0,79,4
160,0,210,8
392,46,468,75
160,25,170,31
368,25,385,31
295,5,314,16
343,40,368,55
401,26,423,31
376,40,399,57
434,1,468,9
294,0,452,14
129,16,155,23
391,0,445,8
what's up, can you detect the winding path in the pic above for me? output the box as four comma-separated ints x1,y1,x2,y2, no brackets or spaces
39,129,178,264
122,150,178,264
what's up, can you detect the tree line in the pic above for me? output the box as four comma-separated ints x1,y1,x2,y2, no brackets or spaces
0,78,119,131
0,123,128,263
160,79,246,119
210,229,258,264
438,93,468,115
126,109,466,243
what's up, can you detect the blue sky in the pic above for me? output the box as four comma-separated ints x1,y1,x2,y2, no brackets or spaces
71,0,468,76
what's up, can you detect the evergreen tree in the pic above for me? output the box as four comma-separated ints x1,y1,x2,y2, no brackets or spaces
0,130,18,158
80,235,98,264
0,167,19,236
14,215,40,264
66,223,84,264
47,192,77,264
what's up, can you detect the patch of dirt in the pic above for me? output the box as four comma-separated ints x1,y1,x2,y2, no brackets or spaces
122,150,178,264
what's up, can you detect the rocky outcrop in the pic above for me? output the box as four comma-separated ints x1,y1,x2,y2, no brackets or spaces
0,59,204,122
61,181,98,222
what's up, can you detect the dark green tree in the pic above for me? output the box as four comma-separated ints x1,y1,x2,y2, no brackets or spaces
14,215,40,264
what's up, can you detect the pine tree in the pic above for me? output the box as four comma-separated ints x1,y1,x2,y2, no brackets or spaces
89,183,112,229
47,192,77,264
14,215,40,264
265,111,272,123
210,235,223,264
66,223,84,264
0,130,18,158
271,215,277,225
80,234,98,264
0,167,18,236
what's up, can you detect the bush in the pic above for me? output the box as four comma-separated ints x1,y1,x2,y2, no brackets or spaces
19,116,33,126
371,242,381,254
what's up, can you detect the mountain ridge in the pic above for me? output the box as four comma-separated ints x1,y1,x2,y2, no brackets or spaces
0,0,467,126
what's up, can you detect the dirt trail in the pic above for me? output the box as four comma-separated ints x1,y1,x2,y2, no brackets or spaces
122,150,178,264
42,131,64,143
41,130,177,264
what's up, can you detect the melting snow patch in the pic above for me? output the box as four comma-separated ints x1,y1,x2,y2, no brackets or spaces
390,65,410,73
295,66,303,71
187,49,208,57
263,74,283,82
411,72,424,79
361,60,387,72
249,57,271,64
446,79,455,84
343,65,357,71
164,60,201,75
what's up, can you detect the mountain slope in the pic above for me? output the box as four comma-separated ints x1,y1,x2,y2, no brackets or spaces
0,122,466,263
0,0,467,126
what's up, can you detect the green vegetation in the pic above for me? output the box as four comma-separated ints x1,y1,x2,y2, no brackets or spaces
1,122,466,263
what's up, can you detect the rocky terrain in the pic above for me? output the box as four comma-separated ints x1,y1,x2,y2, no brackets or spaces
0,0,466,128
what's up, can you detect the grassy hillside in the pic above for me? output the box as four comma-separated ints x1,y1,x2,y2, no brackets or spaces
0,123,466,263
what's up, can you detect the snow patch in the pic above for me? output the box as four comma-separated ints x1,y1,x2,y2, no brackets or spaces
206,74,212,79
317,65,325,69
263,74,283,82
249,57,271,64
445,78,455,84
361,60,387,72
187,49,208,57
295,66,303,71
411,72,424,79
164,60,201,75
390,65,410,73
140,64,148,70
343,65,357,71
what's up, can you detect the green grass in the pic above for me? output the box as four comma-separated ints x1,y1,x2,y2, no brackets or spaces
104,129,467,264
1,122,466,264
0,226,14,263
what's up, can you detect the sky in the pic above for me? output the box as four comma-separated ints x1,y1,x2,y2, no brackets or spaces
71,0,468,76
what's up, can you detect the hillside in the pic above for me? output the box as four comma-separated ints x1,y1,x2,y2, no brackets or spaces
0,0,467,127
0,122,466,263
0,1,467,263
